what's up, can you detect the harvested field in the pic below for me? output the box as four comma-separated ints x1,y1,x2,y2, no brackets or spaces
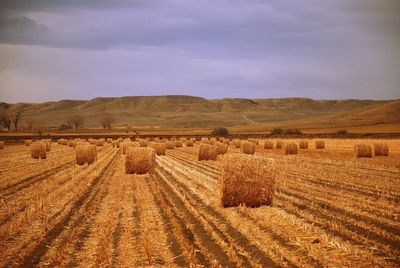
0,138,399,267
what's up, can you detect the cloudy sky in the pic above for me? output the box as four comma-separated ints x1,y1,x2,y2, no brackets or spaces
0,0,399,103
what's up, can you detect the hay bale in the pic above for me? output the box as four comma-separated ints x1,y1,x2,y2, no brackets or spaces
233,139,241,148
201,138,210,144
216,142,228,155
25,140,32,146
315,140,325,149
165,141,175,150
374,143,389,156
68,140,76,147
299,140,308,149
96,140,104,146
76,144,97,165
175,140,183,148
45,141,51,152
198,144,217,161
125,147,156,174
264,141,273,149
241,141,255,155
58,139,68,145
185,140,194,147
276,141,284,149
0,141,4,149
122,142,137,154
354,144,372,158
139,139,148,147
150,142,166,155
249,139,259,145
112,140,120,148
220,154,275,207
106,138,113,143
30,142,47,159
284,143,298,155
210,138,217,145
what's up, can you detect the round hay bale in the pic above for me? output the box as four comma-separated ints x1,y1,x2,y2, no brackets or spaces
233,139,241,148
220,154,275,207
30,142,47,159
354,144,372,158
106,138,113,143
112,140,120,148
96,140,104,146
125,147,156,174
68,140,76,147
198,144,217,161
249,139,259,145
241,141,255,155
284,142,298,155
264,141,273,149
76,144,97,165
185,140,194,147
122,142,138,154
175,140,183,148
150,142,167,155
201,138,210,144
276,141,284,149
216,142,228,155
0,141,4,149
165,141,175,150
315,140,325,149
139,139,148,147
299,140,308,149
210,137,217,145
25,140,32,146
374,143,388,156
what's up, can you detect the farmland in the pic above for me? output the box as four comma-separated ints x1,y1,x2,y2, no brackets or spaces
0,138,399,267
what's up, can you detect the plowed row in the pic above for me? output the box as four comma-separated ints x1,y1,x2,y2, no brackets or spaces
0,140,399,267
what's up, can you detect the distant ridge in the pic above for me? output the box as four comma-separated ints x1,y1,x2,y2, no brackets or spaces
6,95,400,129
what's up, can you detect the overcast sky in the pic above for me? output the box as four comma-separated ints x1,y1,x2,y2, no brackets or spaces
0,0,399,103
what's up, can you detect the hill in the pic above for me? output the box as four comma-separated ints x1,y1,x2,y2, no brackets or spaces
5,95,400,133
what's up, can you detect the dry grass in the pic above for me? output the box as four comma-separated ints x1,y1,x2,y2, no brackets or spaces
315,140,325,149
241,141,255,155
125,147,156,174
75,144,97,165
30,142,47,159
354,144,372,158
284,142,298,155
150,142,167,156
276,141,284,149
220,154,275,207
264,141,273,149
198,144,217,161
299,140,308,149
374,143,389,156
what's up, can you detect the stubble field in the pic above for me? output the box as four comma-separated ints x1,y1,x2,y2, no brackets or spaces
0,138,399,267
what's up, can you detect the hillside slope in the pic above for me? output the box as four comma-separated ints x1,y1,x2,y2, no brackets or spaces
6,95,400,131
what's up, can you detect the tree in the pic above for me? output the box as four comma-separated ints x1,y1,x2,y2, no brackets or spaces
66,114,84,130
26,119,36,130
99,113,115,129
9,107,24,132
0,109,11,131
211,127,229,136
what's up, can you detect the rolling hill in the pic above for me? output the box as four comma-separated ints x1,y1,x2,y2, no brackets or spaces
6,95,400,132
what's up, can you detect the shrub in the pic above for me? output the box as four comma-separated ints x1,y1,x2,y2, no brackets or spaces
374,143,389,156
299,140,308,149
76,145,97,165
220,154,275,207
241,141,255,155
271,128,283,135
125,147,156,174
285,129,303,135
336,129,349,135
315,140,325,149
354,144,372,158
284,143,298,154
264,141,273,149
198,144,217,161
31,142,46,159
211,127,229,136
